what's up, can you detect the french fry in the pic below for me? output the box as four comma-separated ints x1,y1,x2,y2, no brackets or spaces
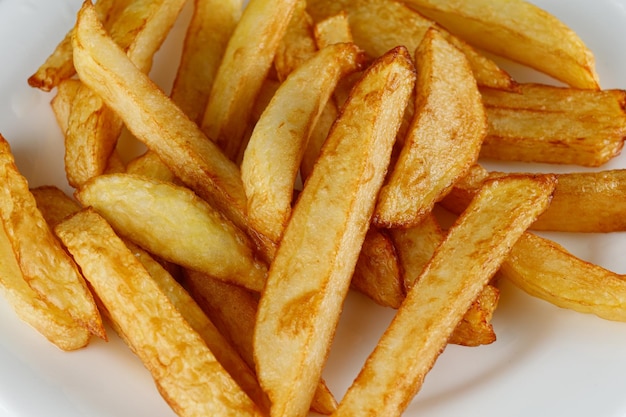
55,208,264,417
75,173,267,292
447,283,499,347
480,84,626,167
314,12,352,48
306,0,515,90
71,2,273,259
0,219,90,351
170,0,242,124
31,186,82,228
125,150,178,182
333,174,556,416
0,135,104,340
500,232,626,322
241,42,366,243
402,0,599,89
373,28,487,228
50,79,82,133
200,0,300,162
184,270,339,415
254,46,415,417
274,0,318,81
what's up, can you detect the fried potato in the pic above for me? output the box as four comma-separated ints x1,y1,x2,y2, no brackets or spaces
402,0,599,89
448,283,499,347
334,174,556,416
125,150,178,182
184,270,339,415
0,219,90,351
306,0,515,90
31,186,82,228
75,173,267,292
200,0,299,161
501,232,626,322
241,42,366,243
480,84,626,167
274,0,318,81
0,135,104,340
373,28,487,228
170,0,242,123
313,12,352,49
50,79,82,133
71,2,263,255
55,208,264,417
254,46,415,417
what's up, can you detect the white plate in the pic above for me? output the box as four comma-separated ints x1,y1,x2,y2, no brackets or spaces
1,1,626,416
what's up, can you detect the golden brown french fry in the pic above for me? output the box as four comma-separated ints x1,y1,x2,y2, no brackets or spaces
50,79,82,133
501,232,626,322
241,42,366,243
0,135,104,340
0,219,90,351
184,270,339,415
314,12,352,48
447,283,499,347
333,174,556,416
480,84,626,167
75,173,267,292
170,0,242,123
126,242,270,413
31,186,82,228
55,208,264,417
125,150,178,182
351,227,405,309
373,28,487,228
274,0,318,81
402,0,599,89
72,2,272,259
306,0,515,90
200,0,300,161
27,0,121,91
254,46,415,417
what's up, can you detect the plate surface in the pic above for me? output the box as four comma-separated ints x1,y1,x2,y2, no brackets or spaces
1,1,626,416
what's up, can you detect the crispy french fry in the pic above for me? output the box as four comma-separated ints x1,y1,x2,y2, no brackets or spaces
0,220,90,351
254,46,415,417
50,79,82,133
75,173,267,292
447,283,499,347
314,12,352,48
241,42,366,243
274,0,318,81
31,186,82,228
480,84,626,167
72,2,274,259
55,208,264,417
402,0,599,89
373,28,487,228
306,0,515,90
501,232,626,322
0,135,104,340
184,270,339,415
125,150,178,182
200,0,300,161
333,174,556,416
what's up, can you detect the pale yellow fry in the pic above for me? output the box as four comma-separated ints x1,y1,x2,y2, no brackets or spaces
0,224,90,351
50,79,82,133
501,232,626,322
171,0,242,123
333,174,556,417
314,12,352,49
71,2,256,253
306,0,514,90
254,46,415,417
200,0,299,161
374,28,486,228
402,0,599,89
241,43,366,243
0,136,104,339
75,173,267,292
55,209,264,417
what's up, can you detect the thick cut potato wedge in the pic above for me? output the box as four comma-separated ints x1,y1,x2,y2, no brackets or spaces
31,186,82,228
314,12,352,49
333,174,556,416
72,3,271,257
75,173,267,292
55,209,264,417
480,84,626,167
184,270,338,415
306,0,514,90
254,46,415,417
241,42,366,243
274,0,318,81
374,28,486,228
402,0,599,89
0,135,104,340
201,0,299,161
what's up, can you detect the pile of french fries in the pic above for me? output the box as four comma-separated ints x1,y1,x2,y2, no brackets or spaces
2,0,626,415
